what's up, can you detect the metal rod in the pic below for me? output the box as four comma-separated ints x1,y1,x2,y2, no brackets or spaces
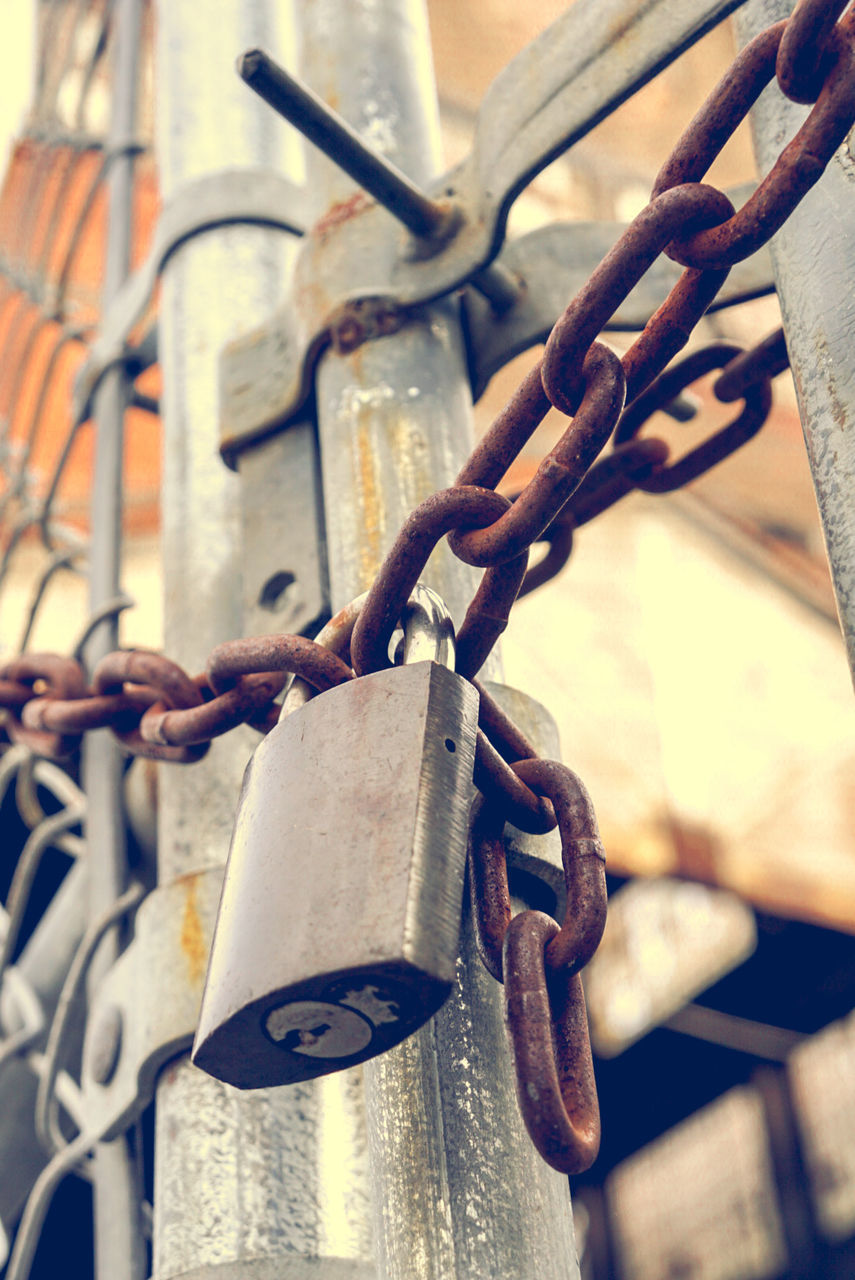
665,1002,804,1062
468,261,523,314
238,47,451,239
153,3,372,1276
83,0,148,1275
736,0,855,682
295,2,578,1275
237,48,521,310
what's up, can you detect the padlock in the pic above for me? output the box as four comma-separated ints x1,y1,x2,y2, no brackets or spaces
192,585,479,1088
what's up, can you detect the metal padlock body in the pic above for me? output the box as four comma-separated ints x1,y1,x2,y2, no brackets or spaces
192,659,478,1088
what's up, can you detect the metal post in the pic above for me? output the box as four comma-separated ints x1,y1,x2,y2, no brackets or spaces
294,3,578,1275
736,0,855,682
153,2,372,1277
84,1,147,1275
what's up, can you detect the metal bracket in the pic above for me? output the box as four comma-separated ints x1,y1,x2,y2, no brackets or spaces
220,208,775,465
80,867,222,1142
71,168,307,429
218,0,754,464
465,217,775,401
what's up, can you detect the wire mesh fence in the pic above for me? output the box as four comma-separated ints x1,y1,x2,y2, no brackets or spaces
0,3,154,1275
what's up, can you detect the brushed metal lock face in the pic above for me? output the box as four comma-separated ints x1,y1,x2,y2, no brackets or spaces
191,659,478,1088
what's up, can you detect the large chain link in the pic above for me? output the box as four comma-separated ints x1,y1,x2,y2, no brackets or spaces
2,0,852,1174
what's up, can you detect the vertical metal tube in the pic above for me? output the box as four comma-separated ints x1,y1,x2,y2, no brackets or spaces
736,0,855,681
153,2,372,1276
84,1,147,1275
295,3,578,1275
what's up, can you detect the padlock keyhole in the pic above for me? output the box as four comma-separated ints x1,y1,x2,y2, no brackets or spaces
265,999,374,1058
282,1021,331,1052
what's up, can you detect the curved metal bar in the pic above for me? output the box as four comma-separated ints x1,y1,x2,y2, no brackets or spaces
3,1129,97,1280
0,803,86,986
35,882,145,1155
503,911,601,1174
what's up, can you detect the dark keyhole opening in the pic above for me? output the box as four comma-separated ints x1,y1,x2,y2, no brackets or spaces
282,1021,331,1051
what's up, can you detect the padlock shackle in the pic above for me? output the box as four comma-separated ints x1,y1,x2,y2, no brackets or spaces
281,585,457,727
400,583,456,670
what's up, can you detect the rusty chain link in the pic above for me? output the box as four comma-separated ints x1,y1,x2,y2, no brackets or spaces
0,0,851,1176
468,761,607,1172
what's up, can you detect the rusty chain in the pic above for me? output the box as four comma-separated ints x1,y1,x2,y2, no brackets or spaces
1,0,852,1175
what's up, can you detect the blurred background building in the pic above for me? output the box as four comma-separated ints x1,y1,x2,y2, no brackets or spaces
0,1,853,1278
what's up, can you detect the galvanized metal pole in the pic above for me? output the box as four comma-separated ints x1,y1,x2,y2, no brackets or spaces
736,0,855,682
153,2,371,1277
84,0,147,1275
294,3,578,1275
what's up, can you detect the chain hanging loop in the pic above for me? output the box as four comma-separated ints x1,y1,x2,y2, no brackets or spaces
503,912,601,1174
613,342,774,492
468,759,607,1172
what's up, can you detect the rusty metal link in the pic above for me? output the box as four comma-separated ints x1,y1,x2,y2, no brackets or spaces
206,632,355,695
777,0,852,103
541,184,733,414
455,554,528,680
139,671,285,750
120,635,355,751
349,486,527,678
473,732,556,835
0,654,88,757
0,629,360,761
92,650,209,763
133,634,357,748
468,759,607,1173
456,364,551,493
449,343,626,568
21,684,158,736
713,326,790,402
510,438,671,598
0,678,38,711
613,341,773,493
654,12,855,269
562,437,671,528
473,679,540,764
504,914,601,1174
469,759,607,978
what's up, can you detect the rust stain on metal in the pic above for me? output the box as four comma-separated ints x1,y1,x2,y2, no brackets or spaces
180,875,207,988
314,191,373,240
355,407,383,589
